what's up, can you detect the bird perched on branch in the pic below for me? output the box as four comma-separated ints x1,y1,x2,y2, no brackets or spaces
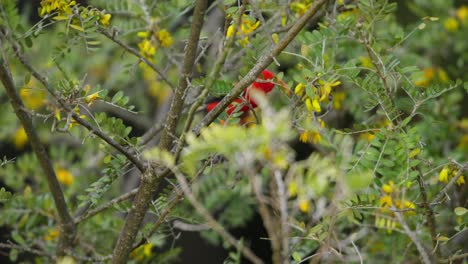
206,69,279,124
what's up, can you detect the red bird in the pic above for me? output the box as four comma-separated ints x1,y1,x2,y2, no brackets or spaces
206,69,276,118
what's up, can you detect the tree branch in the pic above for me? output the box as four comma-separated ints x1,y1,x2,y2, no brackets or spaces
393,209,432,264
415,167,438,253
111,0,208,262
74,188,138,224
0,54,75,257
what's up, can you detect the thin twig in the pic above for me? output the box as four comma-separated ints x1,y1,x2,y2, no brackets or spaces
393,209,432,264
0,242,54,259
439,252,468,263
74,188,139,224
64,249,112,262
98,29,176,89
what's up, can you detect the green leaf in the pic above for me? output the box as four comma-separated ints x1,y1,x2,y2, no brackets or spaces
292,252,302,262
345,170,373,191
112,91,124,103
11,231,26,246
9,249,18,262
454,207,468,216
0,187,12,203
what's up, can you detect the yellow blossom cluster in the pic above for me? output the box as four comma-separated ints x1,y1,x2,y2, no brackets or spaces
82,84,101,106
56,168,74,186
39,0,75,17
290,0,313,16
226,15,261,47
438,166,465,186
53,106,86,131
376,181,416,233
39,0,111,28
44,228,60,241
295,78,341,115
443,5,468,32
20,79,47,110
299,117,325,144
137,29,174,60
413,67,449,87
379,181,415,213
156,29,174,48
130,243,154,261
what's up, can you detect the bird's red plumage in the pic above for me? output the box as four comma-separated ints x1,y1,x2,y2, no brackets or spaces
206,69,276,118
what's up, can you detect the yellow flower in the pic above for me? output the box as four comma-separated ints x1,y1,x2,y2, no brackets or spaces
333,91,346,110
290,1,312,16
294,83,306,96
44,228,60,241
288,182,298,197
298,199,310,213
379,195,392,207
56,168,74,186
99,13,112,27
456,6,468,21
238,36,250,47
444,17,459,32
438,167,450,183
137,31,150,38
240,15,260,35
156,29,174,48
138,39,156,58
456,175,465,186
318,80,341,102
20,86,46,110
226,25,235,39
299,130,322,144
382,181,394,194
395,199,416,215
14,127,28,149
360,132,375,142
305,98,321,112
130,243,153,261
85,92,100,105
359,56,373,68
271,33,279,44
414,67,435,87
317,118,325,128
39,0,76,17
226,15,260,45
402,200,415,210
